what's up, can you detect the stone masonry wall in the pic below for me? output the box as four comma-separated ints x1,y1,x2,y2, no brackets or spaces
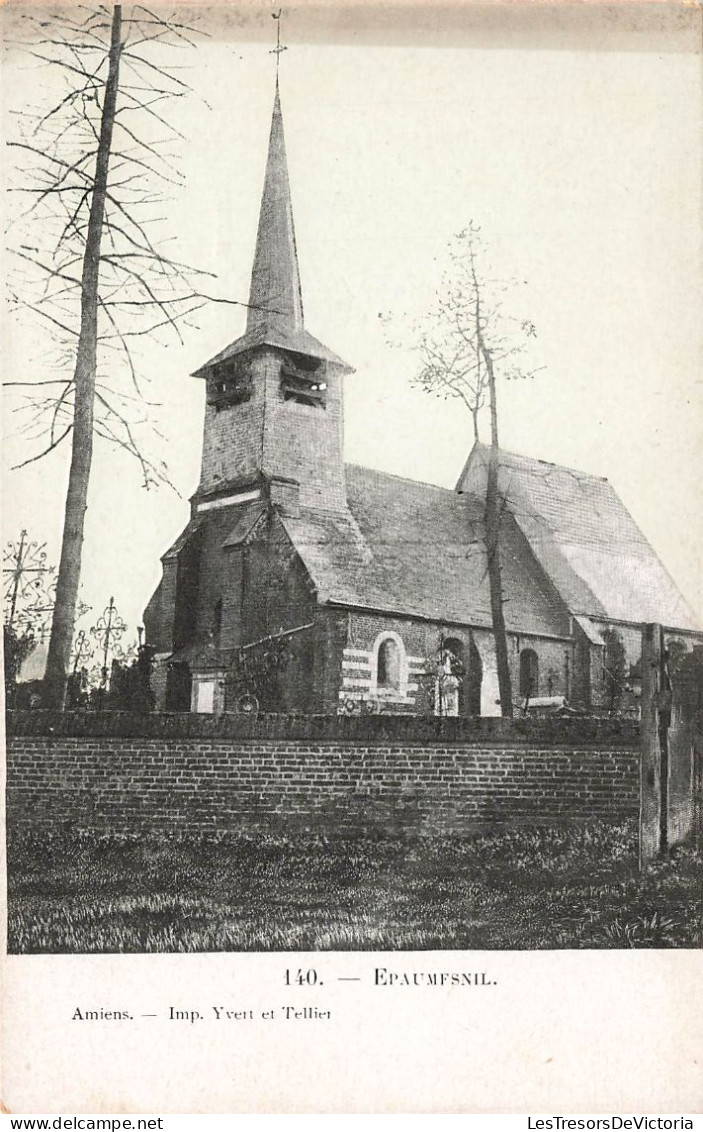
7,733,639,837
262,350,347,513
197,355,265,496
340,612,575,718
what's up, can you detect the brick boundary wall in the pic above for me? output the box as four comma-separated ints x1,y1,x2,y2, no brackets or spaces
6,732,641,836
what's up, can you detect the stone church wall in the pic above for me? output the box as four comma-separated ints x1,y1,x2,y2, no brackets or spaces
506,635,575,702
336,611,575,717
339,612,431,713
586,620,701,713
197,355,266,495
261,351,347,514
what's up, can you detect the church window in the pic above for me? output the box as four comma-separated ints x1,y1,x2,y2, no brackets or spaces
279,351,327,408
519,649,539,699
207,360,252,411
371,631,407,700
377,638,401,690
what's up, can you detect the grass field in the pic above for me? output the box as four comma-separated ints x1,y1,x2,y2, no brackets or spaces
7,820,702,952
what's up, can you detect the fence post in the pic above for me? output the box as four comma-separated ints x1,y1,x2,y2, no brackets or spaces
640,623,665,866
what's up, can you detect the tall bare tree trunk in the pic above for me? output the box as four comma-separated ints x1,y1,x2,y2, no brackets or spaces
43,5,123,709
481,342,513,717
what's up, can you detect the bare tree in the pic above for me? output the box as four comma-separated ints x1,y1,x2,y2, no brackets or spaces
412,224,541,717
4,4,237,707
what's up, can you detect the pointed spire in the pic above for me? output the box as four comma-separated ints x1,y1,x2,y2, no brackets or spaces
247,80,304,335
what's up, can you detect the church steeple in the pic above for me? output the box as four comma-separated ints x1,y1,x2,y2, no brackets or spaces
192,72,352,514
193,74,350,375
247,81,304,336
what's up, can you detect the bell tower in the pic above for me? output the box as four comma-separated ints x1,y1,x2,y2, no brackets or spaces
192,80,353,516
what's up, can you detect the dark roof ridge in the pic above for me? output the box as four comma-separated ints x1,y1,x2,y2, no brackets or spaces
345,461,469,497
192,324,351,377
472,440,610,484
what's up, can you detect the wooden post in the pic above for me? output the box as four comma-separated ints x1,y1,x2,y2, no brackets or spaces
640,623,664,867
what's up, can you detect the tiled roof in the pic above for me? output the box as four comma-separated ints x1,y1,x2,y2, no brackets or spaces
279,464,570,636
459,444,699,630
192,322,350,377
222,504,267,548
160,514,206,561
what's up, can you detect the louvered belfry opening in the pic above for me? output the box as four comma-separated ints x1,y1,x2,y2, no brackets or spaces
279,351,328,408
206,359,253,412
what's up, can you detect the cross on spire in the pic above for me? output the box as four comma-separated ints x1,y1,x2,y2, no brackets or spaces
270,9,287,77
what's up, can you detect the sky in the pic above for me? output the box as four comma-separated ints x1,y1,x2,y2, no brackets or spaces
2,2,702,642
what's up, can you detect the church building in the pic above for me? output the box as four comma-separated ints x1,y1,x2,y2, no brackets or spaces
143,80,700,716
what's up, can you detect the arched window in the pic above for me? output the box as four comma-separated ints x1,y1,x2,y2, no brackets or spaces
377,637,401,690
520,649,539,699
443,639,464,669
370,632,407,702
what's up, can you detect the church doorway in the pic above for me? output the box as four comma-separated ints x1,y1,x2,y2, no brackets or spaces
435,637,483,717
165,661,191,712
436,638,463,716
519,648,539,701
